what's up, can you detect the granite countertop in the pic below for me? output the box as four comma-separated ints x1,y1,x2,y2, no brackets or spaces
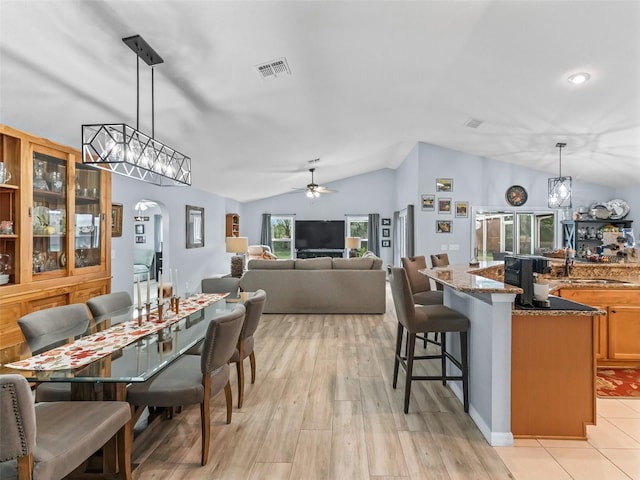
419,260,640,316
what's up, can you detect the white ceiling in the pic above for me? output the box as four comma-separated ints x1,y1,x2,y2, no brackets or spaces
1,0,639,202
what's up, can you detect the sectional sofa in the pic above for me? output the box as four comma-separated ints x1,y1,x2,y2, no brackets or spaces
238,254,386,314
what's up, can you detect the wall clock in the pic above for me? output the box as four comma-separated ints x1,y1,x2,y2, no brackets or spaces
505,185,528,207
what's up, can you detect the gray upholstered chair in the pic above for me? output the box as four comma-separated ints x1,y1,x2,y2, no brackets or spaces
230,289,266,408
201,277,241,298
429,253,450,292
87,291,133,318
17,304,91,402
0,374,131,480
127,305,246,466
389,267,469,414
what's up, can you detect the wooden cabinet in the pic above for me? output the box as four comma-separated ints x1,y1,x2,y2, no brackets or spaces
225,213,239,237
558,288,640,367
0,125,111,351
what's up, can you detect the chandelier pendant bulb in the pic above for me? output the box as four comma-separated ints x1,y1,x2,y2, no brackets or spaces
548,142,571,209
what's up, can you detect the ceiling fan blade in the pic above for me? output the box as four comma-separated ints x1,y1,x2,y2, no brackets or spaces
315,186,337,194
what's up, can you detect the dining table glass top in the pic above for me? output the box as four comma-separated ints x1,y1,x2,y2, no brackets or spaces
0,292,253,383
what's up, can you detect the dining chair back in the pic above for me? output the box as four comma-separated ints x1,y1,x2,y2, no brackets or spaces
0,374,131,480
87,291,133,318
126,305,246,466
389,267,469,414
201,277,241,298
17,304,91,403
230,289,266,407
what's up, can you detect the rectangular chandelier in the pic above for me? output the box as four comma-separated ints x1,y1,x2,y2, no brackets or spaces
82,124,191,186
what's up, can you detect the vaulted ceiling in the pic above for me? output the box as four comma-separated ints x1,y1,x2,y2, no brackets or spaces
1,1,638,202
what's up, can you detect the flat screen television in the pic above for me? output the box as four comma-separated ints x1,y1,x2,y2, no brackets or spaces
295,220,345,250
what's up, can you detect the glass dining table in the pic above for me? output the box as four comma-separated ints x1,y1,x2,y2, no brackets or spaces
0,292,253,401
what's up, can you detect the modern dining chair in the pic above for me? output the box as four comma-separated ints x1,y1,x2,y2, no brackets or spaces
201,277,241,298
86,291,133,318
230,289,266,408
126,305,246,466
0,374,132,480
430,253,450,291
389,267,469,414
17,304,91,402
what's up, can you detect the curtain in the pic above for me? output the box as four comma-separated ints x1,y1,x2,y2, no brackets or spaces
260,213,272,248
393,210,400,265
406,204,415,258
368,213,380,256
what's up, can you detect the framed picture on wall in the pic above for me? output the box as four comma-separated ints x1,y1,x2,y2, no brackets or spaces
436,178,453,192
421,194,435,211
382,228,390,238
382,240,391,248
111,203,123,237
455,201,469,218
135,224,145,235
438,198,452,214
436,220,452,234
135,235,146,244
381,218,391,226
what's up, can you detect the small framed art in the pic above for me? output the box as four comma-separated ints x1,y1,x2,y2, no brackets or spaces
135,235,146,244
455,201,469,218
382,228,390,238
421,194,435,211
436,220,452,234
382,240,391,248
436,178,453,192
381,218,391,226
111,203,123,237
438,198,452,214
135,224,145,234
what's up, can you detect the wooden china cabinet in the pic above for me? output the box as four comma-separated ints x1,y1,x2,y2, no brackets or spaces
0,125,111,353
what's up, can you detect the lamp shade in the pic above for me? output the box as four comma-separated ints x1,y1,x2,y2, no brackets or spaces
346,237,361,249
225,237,248,254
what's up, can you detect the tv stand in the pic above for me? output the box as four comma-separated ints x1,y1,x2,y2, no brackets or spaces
296,249,345,259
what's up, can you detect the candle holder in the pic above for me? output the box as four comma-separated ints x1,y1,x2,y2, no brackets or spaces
136,307,144,326
173,296,180,315
157,302,163,321
145,302,152,313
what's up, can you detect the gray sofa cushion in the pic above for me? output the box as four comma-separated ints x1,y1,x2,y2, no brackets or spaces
332,257,374,270
362,251,383,269
247,259,295,270
295,257,333,270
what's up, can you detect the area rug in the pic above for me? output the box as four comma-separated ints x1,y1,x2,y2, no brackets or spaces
596,368,640,398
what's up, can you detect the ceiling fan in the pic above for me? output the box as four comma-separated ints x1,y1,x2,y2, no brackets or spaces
294,167,337,198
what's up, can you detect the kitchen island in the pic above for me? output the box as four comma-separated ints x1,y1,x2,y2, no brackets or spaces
420,263,606,445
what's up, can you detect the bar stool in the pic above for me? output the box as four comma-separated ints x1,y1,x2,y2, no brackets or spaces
430,253,450,291
389,267,469,413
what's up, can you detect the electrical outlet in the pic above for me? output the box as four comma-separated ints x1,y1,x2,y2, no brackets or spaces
449,244,460,251
440,244,448,251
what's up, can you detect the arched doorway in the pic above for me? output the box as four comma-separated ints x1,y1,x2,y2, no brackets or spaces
132,199,168,305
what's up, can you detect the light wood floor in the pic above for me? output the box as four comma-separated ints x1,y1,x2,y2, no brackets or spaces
129,290,516,480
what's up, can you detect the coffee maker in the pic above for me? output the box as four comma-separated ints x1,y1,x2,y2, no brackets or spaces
504,255,551,307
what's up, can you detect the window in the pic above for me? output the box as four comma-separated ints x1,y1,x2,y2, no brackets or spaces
474,209,556,260
270,215,294,259
346,216,368,251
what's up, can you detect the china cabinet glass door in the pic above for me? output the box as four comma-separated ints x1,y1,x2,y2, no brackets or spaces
74,164,102,268
32,151,67,276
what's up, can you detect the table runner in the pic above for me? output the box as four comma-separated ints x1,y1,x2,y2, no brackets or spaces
7,293,229,371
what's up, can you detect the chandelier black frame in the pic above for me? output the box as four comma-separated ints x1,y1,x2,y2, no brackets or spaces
82,35,191,186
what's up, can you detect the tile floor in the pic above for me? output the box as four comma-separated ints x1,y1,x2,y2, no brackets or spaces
495,397,640,480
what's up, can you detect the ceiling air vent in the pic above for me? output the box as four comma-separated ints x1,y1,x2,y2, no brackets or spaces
464,117,483,129
256,57,291,80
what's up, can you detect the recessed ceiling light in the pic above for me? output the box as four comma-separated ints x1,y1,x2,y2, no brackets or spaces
568,72,591,85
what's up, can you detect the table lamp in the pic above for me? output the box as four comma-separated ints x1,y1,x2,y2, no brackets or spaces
346,237,361,258
226,236,249,277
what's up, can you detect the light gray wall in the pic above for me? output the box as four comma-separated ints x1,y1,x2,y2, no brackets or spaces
241,169,397,266
111,174,234,297
409,142,620,264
